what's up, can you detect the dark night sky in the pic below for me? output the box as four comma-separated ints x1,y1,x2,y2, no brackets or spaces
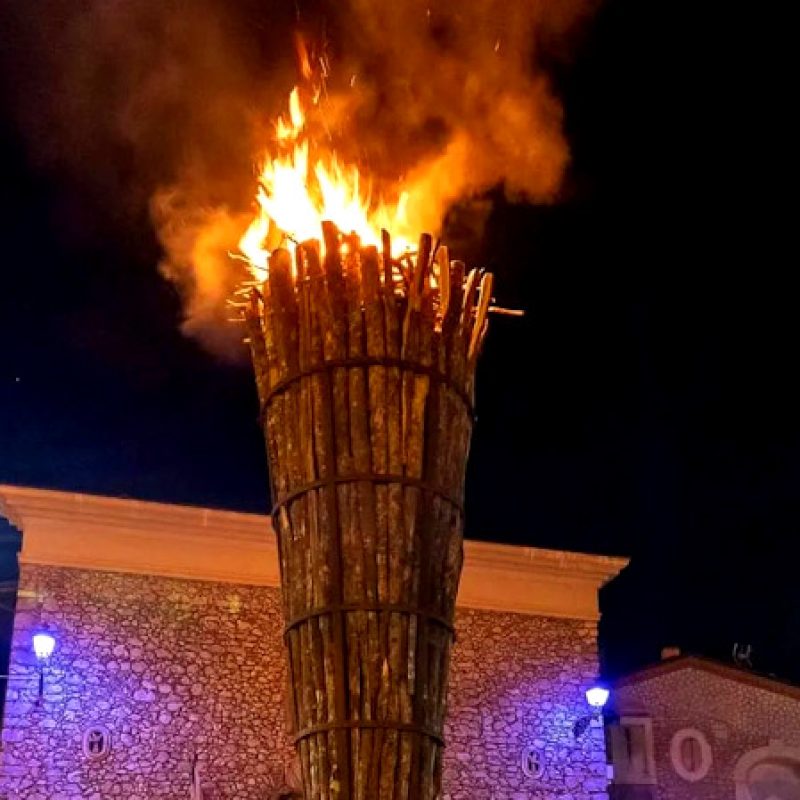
1,1,792,682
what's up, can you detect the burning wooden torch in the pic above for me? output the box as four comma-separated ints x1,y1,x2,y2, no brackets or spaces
237,84,494,800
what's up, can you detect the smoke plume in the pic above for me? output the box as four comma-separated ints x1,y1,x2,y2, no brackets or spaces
0,0,594,354
326,0,594,233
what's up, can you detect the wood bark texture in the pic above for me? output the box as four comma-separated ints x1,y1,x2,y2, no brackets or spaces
245,227,491,800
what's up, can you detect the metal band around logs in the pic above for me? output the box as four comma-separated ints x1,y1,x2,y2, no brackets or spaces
293,719,445,748
260,356,476,421
283,602,455,640
270,473,465,519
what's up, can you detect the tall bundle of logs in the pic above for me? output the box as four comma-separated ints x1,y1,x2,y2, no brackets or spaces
243,222,492,800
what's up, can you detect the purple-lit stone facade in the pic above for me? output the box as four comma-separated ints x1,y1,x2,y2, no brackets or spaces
446,608,608,799
0,565,609,800
610,663,800,800
1,565,293,800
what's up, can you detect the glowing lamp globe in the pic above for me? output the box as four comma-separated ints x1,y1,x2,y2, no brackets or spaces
585,686,610,710
32,632,56,662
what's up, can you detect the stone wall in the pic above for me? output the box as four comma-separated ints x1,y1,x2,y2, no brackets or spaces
446,608,607,800
1,565,293,800
611,665,800,800
1,564,609,800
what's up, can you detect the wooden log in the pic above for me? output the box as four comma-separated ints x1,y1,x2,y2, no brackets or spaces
314,229,353,800
359,245,395,799
468,272,493,363
271,251,332,800
411,286,440,799
435,246,450,324
380,231,409,800
299,247,338,799
341,239,377,800
303,241,346,797
248,222,489,800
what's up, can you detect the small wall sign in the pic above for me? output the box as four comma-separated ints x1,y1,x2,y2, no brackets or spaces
82,725,112,760
521,745,546,779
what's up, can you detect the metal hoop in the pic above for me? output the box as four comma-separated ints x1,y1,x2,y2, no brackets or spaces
271,473,464,519
261,356,475,421
283,602,455,639
293,719,445,747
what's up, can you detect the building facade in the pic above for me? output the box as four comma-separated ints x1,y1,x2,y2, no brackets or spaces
607,653,800,800
0,485,625,800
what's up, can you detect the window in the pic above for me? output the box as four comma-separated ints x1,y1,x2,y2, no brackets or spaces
670,728,712,782
734,741,800,800
609,717,656,785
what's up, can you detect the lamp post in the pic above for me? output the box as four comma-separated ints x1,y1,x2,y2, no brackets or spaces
32,631,56,701
574,683,609,739
0,631,57,702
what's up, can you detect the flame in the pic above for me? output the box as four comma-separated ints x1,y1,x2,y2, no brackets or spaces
238,87,412,278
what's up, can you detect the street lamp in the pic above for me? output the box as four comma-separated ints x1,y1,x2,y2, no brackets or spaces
32,631,56,700
32,632,56,662
574,683,610,739
585,685,610,711
0,631,57,702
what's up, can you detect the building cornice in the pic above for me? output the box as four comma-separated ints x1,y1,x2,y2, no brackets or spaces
0,485,627,620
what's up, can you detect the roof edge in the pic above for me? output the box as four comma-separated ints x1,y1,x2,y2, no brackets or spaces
0,485,628,616
0,484,628,577
0,484,269,537
614,654,800,701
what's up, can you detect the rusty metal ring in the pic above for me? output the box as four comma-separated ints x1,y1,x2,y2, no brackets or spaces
270,473,464,519
260,356,475,421
283,602,455,638
293,719,445,747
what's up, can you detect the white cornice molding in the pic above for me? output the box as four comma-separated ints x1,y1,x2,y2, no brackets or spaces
0,484,267,540
0,485,628,620
0,484,277,588
462,539,627,582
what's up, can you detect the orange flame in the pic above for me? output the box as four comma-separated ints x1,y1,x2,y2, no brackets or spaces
238,87,412,278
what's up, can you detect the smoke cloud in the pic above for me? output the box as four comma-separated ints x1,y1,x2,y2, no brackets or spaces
0,0,594,354
326,0,594,233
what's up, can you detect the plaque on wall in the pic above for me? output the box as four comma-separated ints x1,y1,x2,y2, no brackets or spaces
521,745,546,779
82,725,112,760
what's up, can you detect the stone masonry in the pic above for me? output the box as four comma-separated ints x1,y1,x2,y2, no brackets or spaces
1,565,608,800
2,566,293,800
447,608,608,800
0,486,626,800
610,657,800,800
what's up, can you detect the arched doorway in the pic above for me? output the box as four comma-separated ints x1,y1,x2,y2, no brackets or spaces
735,741,800,800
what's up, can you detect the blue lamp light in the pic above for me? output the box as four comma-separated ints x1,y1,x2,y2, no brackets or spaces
574,684,610,740
32,632,56,662
32,631,56,702
585,685,610,711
